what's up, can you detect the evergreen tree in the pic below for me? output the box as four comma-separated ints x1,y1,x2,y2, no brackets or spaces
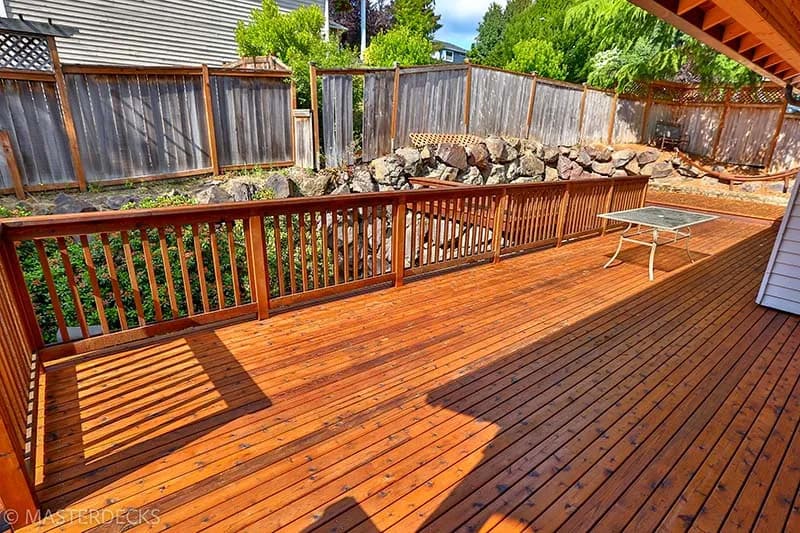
393,0,441,39
468,3,506,64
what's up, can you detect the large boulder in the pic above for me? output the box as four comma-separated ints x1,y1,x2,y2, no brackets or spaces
103,194,139,210
466,143,491,171
576,148,593,167
542,146,560,165
485,135,513,163
625,157,641,175
637,149,660,166
436,143,468,171
53,193,98,214
350,167,378,193
557,155,583,180
522,139,545,158
372,155,405,185
224,179,257,202
195,185,232,204
419,145,435,166
518,152,545,177
611,149,636,168
264,174,297,199
512,175,545,184
587,145,613,162
591,160,614,176
651,161,673,179
545,166,559,181
458,166,484,185
486,164,510,185
395,147,423,175
289,168,331,196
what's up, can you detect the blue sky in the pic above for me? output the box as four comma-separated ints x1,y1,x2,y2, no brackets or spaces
434,0,505,50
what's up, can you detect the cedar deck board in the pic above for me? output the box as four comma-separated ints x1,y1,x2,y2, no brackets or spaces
20,218,800,532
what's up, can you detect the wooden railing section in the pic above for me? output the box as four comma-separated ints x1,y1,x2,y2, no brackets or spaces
0,177,647,362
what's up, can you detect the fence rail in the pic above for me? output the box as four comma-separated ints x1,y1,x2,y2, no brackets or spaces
0,56,306,198
314,63,799,173
0,175,648,361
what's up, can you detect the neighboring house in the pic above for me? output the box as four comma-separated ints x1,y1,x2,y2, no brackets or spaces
432,40,467,64
0,0,334,66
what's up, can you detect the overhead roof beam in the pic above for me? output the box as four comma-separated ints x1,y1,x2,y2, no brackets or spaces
676,0,706,15
702,6,731,31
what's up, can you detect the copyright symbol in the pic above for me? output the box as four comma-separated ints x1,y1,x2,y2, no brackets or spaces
3,509,18,525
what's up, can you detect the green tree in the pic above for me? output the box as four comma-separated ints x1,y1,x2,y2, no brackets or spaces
364,26,435,67
235,0,358,107
469,3,506,64
393,0,441,39
506,38,566,78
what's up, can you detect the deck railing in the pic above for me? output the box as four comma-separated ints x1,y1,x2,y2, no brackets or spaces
0,175,646,525
0,176,647,361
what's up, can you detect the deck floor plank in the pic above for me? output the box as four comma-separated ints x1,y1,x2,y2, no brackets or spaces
21,218,800,533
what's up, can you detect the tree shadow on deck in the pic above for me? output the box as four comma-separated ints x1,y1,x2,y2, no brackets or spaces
39,329,271,511
306,224,778,532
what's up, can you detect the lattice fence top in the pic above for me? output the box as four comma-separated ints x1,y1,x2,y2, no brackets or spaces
0,32,53,71
729,85,785,105
409,132,486,147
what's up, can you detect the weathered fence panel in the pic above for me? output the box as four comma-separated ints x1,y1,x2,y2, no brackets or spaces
612,97,645,144
68,73,210,183
468,67,531,139
211,74,293,168
715,106,783,166
770,115,800,172
0,78,74,189
580,89,612,143
529,81,582,146
395,66,467,147
362,71,393,161
646,103,721,156
321,74,354,168
293,109,314,169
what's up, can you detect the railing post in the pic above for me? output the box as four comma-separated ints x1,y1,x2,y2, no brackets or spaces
0,416,38,528
601,179,615,236
556,183,571,247
201,64,220,176
492,189,508,263
393,199,406,287
246,216,270,320
0,239,43,350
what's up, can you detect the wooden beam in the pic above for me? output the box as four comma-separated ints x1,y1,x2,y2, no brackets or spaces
607,90,619,144
702,6,731,30
0,132,25,200
577,83,588,141
525,73,538,138
247,216,270,320
676,0,705,15
463,61,472,134
390,62,400,150
752,45,774,62
722,21,748,43
774,62,792,75
763,54,783,69
47,37,87,192
200,65,220,176
736,33,761,54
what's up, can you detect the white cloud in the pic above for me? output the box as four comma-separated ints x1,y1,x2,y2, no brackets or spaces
434,0,506,49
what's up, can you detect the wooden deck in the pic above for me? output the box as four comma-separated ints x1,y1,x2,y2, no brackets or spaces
24,216,800,532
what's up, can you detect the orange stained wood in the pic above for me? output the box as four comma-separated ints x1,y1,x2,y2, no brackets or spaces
17,217,800,533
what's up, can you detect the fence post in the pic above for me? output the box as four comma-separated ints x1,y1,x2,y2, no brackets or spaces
201,65,220,176
711,87,732,159
525,73,538,138
0,131,24,200
577,83,588,142
607,88,619,144
492,189,508,263
289,79,298,167
47,36,86,192
764,99,788,170
464,60,472,134
390,62,401,150
555,183,571,247
393,199,406,287
309,63,321,170
246,216,270,320
641,83,653,143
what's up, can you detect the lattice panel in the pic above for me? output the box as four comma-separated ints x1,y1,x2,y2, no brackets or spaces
620,81,648,99
650,84,685,103
409,132,485,147
0,32,53,71
729,85,785,105
678,86,727,104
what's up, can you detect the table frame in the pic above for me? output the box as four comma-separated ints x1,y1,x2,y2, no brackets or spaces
603,223,694,281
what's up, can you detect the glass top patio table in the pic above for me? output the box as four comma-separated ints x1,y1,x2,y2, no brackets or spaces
597,206,718,231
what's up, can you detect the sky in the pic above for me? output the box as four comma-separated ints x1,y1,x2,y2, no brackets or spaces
434,0,505,50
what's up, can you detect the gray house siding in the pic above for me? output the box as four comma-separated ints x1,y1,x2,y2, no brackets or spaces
757,174,800,315
6,0,325,66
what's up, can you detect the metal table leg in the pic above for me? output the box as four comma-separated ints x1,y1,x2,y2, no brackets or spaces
648,228,658,281
603,223,631,269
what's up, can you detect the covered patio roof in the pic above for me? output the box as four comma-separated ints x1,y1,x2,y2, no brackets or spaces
629,0,800,86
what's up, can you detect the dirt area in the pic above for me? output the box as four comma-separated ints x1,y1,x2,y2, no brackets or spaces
646,190,787,220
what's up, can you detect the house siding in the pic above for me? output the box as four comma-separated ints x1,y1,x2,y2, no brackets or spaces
6,0,325,66
757,173,800,315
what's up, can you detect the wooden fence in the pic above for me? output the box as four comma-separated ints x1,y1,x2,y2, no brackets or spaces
0,48,307,197
313,63,800,172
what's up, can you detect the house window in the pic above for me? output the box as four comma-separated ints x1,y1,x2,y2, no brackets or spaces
443,50,454,63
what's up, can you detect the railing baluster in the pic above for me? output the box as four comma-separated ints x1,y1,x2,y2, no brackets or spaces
79,235,110,334
57,237,90,338
226,220,242,306
332,210,340,285
208,223,225,308
34,240,69,342
100,233,129,329
299,212,309,292
119,231,146,327
191,224,210,313
156,228,179,319
173,226,195,317
272,215,286,297
287,214,298,293
311,211,320,288
321,210,330,287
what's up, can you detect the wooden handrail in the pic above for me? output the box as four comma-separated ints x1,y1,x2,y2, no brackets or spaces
0,176,648,361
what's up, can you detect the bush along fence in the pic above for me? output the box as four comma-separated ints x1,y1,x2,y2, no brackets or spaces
312,62,800,173
0,33,315,199
0,175,647,361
